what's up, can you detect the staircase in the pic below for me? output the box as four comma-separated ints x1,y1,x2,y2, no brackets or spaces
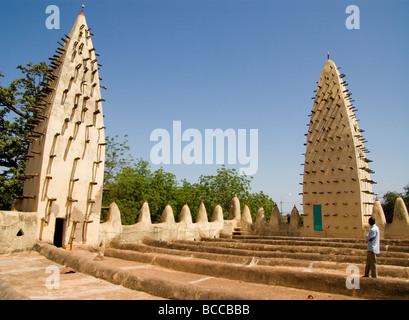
232,227,243,236
33,235,409,300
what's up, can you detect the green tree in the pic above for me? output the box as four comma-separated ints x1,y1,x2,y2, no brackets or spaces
188,167,275,221
103,134,134,185
381,184,409,223
0,62,51,209
102,158,275,225
381,191,399,224
103,159,178,224
103,161,150,225
197,166,251,212
244,190,275,222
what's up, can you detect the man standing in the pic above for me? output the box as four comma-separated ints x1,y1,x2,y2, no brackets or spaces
364,217,380,278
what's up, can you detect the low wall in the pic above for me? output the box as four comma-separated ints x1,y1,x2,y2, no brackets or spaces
1,196,408,254
98,196,303,245
0,211,38,254
248,204,303,237
99,196,409,245
98,201,238,246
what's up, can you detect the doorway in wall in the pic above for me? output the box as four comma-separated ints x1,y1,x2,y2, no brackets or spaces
313,204,323,231
53,218,66,247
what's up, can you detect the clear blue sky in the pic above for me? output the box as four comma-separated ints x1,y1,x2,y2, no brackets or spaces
1,0,408,214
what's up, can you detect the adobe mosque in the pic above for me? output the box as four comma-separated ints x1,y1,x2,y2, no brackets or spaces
1,7,408,254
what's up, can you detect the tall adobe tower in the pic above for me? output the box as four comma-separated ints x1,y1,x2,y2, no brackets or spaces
302,57,375,238
18,7,106,246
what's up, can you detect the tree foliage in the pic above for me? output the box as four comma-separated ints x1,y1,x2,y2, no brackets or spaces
381,184,409,223
103,134,134,185
0,62,51,209
102,137,275,225
1,63,275,218
102,157,179,224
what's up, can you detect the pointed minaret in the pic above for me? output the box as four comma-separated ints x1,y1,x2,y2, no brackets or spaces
19,6,106,246
302,58,375,237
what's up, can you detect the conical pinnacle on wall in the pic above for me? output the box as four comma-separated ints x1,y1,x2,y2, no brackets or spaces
161,205,175,223
392,196,409,224
212,205,224,222
195,202,209,224
371,198,386,226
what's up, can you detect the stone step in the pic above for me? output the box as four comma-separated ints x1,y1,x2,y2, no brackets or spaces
191,239,409,259
102,242,409,300
150,238,409,267
33,242,358,300
208,237,409,253
109,239,409,279
233,235,409,246
232,227,242,236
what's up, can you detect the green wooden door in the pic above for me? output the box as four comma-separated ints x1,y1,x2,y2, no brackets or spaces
313,205,323,231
